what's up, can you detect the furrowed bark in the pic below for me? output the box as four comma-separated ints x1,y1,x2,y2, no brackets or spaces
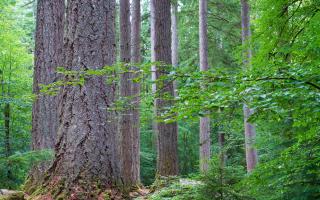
119,0,139,188
151,0,179,176
31,0,64,183
42,0,119,197
131,0,142,185
241,0,258,172
199,0,211,173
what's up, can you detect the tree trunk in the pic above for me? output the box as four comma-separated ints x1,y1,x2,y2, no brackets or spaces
131,0,141,185
43,0,119,197
241,0,258,172
119,0,140,188
218,131,227,168
151,0,179,176
171,2,178,97
4,103,11,180
199,0,211,173
31,0,64,183
4,103,10,158
150,0,158,157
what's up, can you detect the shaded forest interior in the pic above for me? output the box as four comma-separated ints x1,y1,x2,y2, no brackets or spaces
0,0,319,199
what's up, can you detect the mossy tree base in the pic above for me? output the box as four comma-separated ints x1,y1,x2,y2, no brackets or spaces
0,190,25,200
24,177,124,200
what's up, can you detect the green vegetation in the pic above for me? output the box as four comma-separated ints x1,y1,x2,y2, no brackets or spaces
0,0,319,199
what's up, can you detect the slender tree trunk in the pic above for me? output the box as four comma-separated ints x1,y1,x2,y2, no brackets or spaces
241,0,258,172
218,131,227,168
199,0,211,173
42,0,119,197
131,0,141,185
4,103,10,159
119,0,140,188
151,0,179,176
150,0,158,145
171,2,178,97
4,103,11,180
1,68,12,182
31,0,64,182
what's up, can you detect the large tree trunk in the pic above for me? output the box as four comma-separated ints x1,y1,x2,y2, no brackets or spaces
241,0,258,172
42,0,119,198
199,0,211,173
31,0,64,182
131,0,142,185
151,0,179,176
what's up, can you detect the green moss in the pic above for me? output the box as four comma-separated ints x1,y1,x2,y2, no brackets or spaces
0,191,25,200
98,192,110,200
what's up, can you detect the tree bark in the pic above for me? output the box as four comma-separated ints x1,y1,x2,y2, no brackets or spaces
171,2,178,97
199,0,211,173
151,0,179,176
31,0,64,182
241,0,258,172
218,131,227,168
4,103,12,180
43,0,119,197
119,0,140,188
131,0,141,185
4,103,10,159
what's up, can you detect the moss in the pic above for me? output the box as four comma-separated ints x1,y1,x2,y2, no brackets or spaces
55,192,68,200
24,177,124,200
0,191,25,200
150,175,179,192
23,178,37,195
101,193,111,200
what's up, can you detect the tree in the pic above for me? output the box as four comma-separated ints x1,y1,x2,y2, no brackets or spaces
0,1,34,189
41,0,119,198
199,0,211,173
131,0,142,185
241,0,258,172
31,0,64,182
119,0,140,188
171,1,178,97
150,0,179,176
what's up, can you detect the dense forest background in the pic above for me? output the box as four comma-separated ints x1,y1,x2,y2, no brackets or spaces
0,0,319,199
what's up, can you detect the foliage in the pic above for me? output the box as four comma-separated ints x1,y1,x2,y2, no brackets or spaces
0,0,319,199
0,150,53,189
146,177,200,200
240,135,320,200
198,157,248,200
0,0,34,189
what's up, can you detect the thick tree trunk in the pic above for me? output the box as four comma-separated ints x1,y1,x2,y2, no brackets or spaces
199,0,211,173
31,0,64,182
151,0,179,176
241,0,258,172
43,0,119,197
131,0,141,185
171,2,178,97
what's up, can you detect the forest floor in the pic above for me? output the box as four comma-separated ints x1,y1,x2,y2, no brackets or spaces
134,178,201,200
0,178,200,200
